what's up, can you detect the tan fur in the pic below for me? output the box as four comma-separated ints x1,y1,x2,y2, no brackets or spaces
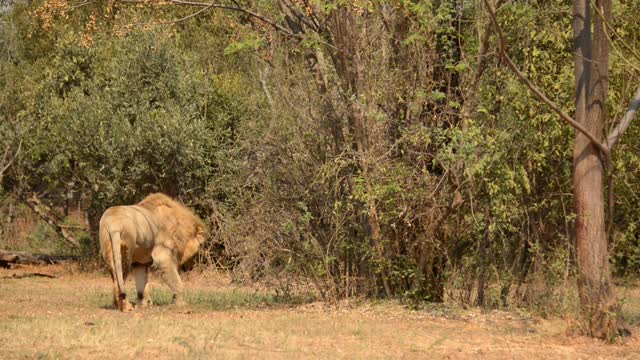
99,193,207,311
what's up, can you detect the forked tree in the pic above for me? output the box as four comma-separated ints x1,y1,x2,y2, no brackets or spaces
484,0,639,338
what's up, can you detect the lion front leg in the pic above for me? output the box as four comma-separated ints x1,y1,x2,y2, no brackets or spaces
151,246,186,306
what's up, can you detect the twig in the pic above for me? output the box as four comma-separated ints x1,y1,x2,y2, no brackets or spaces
120,0,302,37
0,139,22,178
69,1,97,10
23,194,83,249
153,2,218,25
593,5,640,69
482,0,610,157
606,85,640,149
258,67,276,112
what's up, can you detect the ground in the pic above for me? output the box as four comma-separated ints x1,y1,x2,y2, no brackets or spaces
0,265,639,359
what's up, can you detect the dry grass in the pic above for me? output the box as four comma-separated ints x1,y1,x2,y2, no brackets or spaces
1,265,639,359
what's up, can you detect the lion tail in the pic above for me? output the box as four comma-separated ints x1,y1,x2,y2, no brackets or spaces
109,230,127,300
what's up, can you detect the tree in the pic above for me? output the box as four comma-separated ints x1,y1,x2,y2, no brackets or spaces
483,0,639,338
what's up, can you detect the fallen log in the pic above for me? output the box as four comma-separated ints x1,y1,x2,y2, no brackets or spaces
0,249,78,268
1,272,57,279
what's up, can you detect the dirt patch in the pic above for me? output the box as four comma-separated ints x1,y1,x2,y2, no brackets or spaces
0,265,639,359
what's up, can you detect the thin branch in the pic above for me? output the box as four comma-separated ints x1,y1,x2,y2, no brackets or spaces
69,1,97,10
591,6,640,149
23,194,82,249
462,0,506,122
1,144,8,167
482,0,610,156
593,5,640,69
0,139,22,178
607,85,640,149
280,0,319,33
120,0,301,37
147,2,217,26
258,67,276,112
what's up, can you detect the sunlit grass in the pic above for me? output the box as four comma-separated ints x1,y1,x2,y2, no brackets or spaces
89,286,313,311
2,271,638,359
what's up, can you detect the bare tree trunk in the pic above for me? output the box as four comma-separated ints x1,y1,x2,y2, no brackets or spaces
303,49,345,151
330,6,392,297
573,0,628,338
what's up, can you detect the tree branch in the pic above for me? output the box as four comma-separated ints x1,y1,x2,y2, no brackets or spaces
153,2,218,25
607,85,640,149
462,0,506,123
69,1,97,10
593,4,640,70
279,0,320,33
23,194,82,249
0,139,22,180
119,0,302,37
482,0,610,156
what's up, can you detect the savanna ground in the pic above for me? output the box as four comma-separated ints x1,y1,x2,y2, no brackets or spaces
1,264,639,359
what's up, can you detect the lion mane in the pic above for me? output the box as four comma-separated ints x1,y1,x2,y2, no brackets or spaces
137,193,207,260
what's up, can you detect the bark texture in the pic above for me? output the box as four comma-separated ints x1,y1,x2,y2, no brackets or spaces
573,0,629,338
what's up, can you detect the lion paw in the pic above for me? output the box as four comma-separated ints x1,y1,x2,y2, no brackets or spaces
137,299,153,309
120,301,134,312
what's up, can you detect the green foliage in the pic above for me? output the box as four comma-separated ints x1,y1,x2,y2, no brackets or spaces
16,28,249,214
17,221,80,256
224,36,266,57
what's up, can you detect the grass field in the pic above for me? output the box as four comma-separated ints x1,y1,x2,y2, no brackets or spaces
1,265,639,359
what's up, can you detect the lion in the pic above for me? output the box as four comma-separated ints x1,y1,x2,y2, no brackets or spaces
98,193,206,311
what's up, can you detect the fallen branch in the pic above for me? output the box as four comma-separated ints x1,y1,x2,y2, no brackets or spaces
1,272,57,279
0,249,79,268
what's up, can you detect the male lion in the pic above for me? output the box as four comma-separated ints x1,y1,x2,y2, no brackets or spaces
99,193,206,311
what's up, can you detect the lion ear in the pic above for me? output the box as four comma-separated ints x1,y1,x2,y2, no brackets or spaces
196,231,206,245
195,225,207,245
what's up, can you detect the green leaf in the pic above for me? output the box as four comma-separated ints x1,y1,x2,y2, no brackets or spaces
430,90,446,101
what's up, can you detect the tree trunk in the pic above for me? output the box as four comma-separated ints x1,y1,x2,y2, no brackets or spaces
573,0,628,338
330,6,392,298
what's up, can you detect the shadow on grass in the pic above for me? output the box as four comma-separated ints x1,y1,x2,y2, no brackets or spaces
621,298,640,327
94,288,315,311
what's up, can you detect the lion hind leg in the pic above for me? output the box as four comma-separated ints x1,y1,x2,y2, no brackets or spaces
151,246,185,306
108,271,119,308
133,264,152,308
107,255,133,311
109,231,133,312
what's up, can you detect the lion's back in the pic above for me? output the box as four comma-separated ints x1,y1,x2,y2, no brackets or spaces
99,205,158,244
